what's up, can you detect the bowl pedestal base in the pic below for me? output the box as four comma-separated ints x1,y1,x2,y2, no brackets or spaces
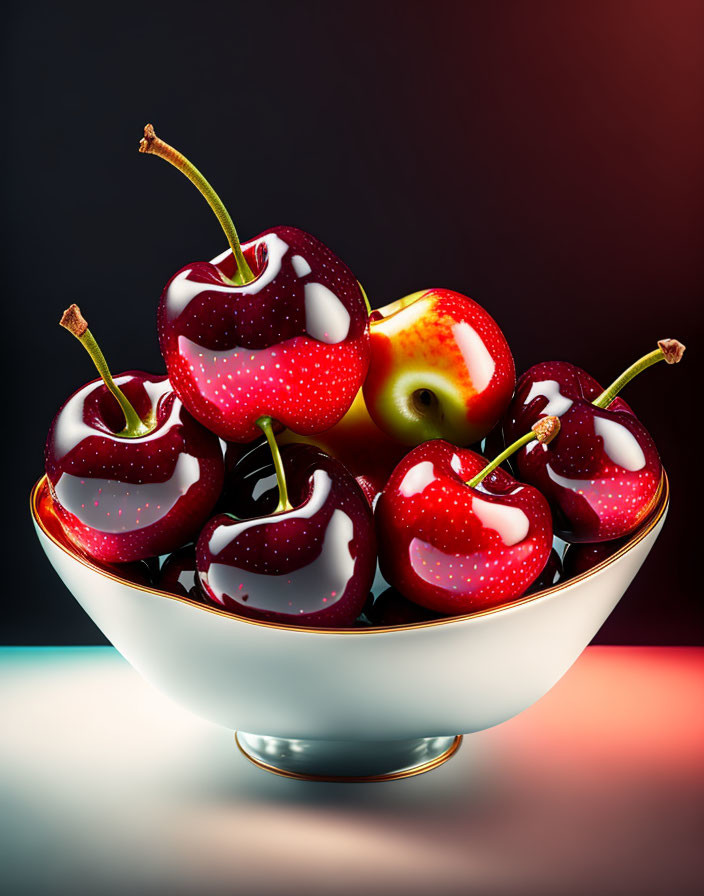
235,732,463,782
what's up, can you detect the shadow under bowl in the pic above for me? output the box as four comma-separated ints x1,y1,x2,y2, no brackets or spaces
31,473,669,781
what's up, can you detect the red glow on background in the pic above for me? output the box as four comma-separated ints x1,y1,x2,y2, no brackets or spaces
483,646,704,774
2,646,702,894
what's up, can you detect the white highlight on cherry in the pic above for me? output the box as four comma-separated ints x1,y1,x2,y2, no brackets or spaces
452,322,495,392
165,233,291,316
210,246,233,266
53,377,178,458
251,473,280,502
304,283,350,344
399,461,436,497
291,255,312,278
524,380,573,417
545,465,593,493
472,495,530,546
524,438,544,455
54,451,201,533
207,469,333,555
207,508,355,613
593,416,646,471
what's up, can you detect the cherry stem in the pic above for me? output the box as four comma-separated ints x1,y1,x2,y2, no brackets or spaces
60,305,150,438
139,124,255,285
467,416,561,489
592,339,686,409
257,416,293,513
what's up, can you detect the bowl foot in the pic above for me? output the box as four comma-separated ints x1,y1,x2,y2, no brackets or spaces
234,732,463,782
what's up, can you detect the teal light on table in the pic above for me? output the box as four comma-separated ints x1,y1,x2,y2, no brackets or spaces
1,646,702,895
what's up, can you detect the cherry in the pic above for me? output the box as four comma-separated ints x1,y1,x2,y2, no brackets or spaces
374,417,560,614
111,557,157,587
525,547,563,594
45,305,224,563
196,442,376,627
157,545,205,602
140,125,371,443
35,478,157,585
367,588,443,626
563,540,625,578
502,339,685,542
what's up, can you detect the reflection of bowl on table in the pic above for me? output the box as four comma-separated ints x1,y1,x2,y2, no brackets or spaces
31,473,669,782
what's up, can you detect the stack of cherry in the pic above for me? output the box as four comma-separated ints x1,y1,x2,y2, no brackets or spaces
42,125,685,628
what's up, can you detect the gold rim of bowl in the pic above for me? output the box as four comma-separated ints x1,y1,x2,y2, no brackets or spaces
30,471,668,636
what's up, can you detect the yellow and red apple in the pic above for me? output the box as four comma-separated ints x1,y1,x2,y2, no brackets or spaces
363,288,515,446
278,388,408,504
278,287,515,502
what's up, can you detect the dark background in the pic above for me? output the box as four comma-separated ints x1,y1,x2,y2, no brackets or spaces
2,0,702,644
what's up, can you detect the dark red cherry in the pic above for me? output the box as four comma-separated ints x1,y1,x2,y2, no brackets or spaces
196,443,376,627
141,125,370,443
502,341,684,542
374,419,559,615
158,226,371,443
367,588,443,626
525,547,563,595
45,306,224,563
563,540,625,578
109,556,159,587
157,545,205,602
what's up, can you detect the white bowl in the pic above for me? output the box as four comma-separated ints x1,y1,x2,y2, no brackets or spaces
31,473,669,781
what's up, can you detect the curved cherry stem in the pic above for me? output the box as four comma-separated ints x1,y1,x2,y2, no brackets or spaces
60,305,150,438
467,416,561,489
593,339,686,409
257,416,293,513
139,124,255,285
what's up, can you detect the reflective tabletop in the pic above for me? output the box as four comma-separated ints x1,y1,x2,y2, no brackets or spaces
1,646,702,895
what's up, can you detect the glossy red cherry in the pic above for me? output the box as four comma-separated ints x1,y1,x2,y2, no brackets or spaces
157,545,205,602
502,339,685,542
141,125,370,443
45,305,224,563
374,418,559,614
196,442,376,627
525,547,563,595
36,479,159,584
